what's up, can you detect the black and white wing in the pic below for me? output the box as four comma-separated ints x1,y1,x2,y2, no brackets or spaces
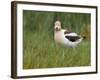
65,36,81,42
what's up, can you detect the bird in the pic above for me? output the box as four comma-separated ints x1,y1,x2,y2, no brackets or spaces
54,20,83,48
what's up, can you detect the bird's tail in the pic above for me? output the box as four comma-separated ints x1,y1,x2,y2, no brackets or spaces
82,36,87,40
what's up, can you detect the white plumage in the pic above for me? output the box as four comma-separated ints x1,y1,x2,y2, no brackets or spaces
54,21,82,48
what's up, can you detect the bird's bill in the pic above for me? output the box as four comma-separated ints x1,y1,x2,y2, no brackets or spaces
55,27,61,31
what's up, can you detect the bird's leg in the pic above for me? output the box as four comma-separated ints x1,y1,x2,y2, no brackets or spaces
62,50,65,59
62,48,65,60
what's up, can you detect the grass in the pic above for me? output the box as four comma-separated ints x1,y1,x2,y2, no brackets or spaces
23,31,91,69
23,10,91,69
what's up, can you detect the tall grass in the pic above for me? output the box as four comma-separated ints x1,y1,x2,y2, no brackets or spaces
23,10,91,69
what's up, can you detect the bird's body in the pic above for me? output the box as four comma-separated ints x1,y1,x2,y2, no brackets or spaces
54,21,82,48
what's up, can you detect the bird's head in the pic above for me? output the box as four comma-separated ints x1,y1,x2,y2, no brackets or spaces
54,21,61,31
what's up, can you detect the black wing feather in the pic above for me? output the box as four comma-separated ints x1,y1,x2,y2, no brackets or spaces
65,36,80,42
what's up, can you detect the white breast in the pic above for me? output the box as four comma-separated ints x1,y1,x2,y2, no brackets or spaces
54,29,69,45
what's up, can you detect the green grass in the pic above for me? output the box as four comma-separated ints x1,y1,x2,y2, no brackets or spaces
23,31,90,69
23,10,91,69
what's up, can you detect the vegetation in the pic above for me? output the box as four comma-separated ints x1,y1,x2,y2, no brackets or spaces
23,10,91,69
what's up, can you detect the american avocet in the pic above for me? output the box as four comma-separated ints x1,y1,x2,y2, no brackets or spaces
54,21,83,48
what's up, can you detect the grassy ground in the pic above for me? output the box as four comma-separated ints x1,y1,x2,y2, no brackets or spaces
23,31,90,69
23,10,91,69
